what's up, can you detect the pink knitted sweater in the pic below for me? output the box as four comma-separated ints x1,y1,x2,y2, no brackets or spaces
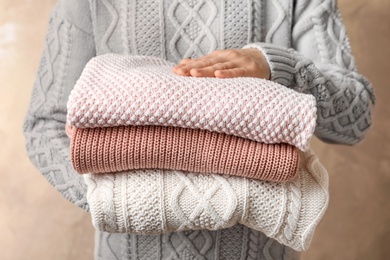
67,125,299,181
67,55,317,151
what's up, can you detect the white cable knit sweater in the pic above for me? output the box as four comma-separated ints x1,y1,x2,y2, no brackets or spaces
23,0,374,259
85,149,328,252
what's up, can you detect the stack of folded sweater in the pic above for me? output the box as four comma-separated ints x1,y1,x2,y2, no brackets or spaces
66,54,329,251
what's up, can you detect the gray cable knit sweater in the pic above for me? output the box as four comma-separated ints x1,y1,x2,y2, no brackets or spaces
23,0,374,259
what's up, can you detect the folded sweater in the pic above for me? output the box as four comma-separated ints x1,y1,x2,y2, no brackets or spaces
67,124,299,181
67,54,317,151
84,148,329,251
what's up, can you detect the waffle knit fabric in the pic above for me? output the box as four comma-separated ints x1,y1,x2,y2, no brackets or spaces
84,148,329,252
23,0,375,259
67,54,317,152
67,124,299,181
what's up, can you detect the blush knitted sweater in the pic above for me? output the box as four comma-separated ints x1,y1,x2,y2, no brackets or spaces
67,124,300,182
67,54,317,151
23,0,374,259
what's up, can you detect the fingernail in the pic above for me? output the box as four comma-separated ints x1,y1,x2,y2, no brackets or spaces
177,68,189,75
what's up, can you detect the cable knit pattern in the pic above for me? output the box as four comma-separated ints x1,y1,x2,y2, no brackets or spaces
244,0,375,145
67,54,317,151
23,8,94,210
85,148,329,251
168,0,218,60
23,0,373,258
96,227,300,259
250,0,264,43
67,124,299,181
265,0,288,43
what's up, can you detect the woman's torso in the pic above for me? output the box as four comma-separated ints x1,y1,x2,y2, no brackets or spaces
90,0,293,62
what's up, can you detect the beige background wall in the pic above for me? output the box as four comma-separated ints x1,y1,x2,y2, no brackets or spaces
1,0,389,259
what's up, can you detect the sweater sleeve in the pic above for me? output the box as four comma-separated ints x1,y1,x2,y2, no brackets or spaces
244,0,375,145
22,0,95,210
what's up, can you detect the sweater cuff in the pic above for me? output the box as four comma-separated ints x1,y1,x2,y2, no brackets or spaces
243,43,296,87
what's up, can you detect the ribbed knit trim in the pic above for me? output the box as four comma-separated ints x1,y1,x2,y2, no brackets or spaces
67,125,299,182
243,43,296,87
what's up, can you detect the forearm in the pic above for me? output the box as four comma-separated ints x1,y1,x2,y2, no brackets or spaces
243,0,375,145
23,0,95,209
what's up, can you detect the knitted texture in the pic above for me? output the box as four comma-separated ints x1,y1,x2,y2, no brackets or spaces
84,148,329,251
67,124,299,181
67,54,317,151
23,0,374,258
95,227,300,260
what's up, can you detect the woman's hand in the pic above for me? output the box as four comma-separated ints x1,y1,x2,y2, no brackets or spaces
172,48,270,79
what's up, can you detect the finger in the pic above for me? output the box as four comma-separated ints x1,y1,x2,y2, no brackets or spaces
172,63,186,71
173,58,192,70
172,66,191,76
173,59,194,75
174,58,219,76
215,68,247,78
172,57,194,75
180,57,221,71
179,58,192,64
190,62,236,77
173,53,225,76
172,64,191,76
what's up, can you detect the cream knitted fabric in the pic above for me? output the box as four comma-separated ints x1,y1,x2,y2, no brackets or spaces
67,54,317,151
84,148,329,251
